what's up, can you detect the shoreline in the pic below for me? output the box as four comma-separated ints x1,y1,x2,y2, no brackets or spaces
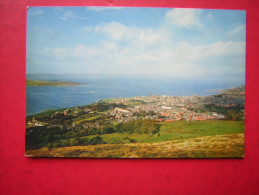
26,85,245,116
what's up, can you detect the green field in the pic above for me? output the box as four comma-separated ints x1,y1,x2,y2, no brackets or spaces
26,79,81,86
73,114,101,124
85,120,244,144
26,120,244,158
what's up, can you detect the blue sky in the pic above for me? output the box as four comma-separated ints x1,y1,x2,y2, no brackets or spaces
27,7,246,81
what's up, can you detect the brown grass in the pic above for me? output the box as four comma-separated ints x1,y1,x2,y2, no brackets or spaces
25,133,244,158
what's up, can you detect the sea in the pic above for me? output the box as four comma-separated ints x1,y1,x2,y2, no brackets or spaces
26,74,245,116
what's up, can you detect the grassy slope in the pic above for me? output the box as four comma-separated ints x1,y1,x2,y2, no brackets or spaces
93,120,244,144
26,120,244,158
73,114,101,124
26,79,80,86
26,133,244,158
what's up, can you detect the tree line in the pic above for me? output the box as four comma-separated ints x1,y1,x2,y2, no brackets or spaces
26,119,160,150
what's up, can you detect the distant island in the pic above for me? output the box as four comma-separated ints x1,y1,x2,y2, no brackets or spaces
26,79,82,86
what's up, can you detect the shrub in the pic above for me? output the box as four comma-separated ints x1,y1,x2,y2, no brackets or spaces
89,136,106,145
101,127,115,134
129,139,137,143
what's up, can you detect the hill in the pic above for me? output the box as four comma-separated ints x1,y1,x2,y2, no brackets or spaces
25,120,244,158
221,86,245,95
25,133,244,158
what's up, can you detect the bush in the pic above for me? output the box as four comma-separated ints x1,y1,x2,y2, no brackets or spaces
89,136,106,145
80,138,90,145
129,138,137,143
101,127,115,134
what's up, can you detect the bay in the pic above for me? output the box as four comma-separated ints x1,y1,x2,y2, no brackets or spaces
26,75,244,116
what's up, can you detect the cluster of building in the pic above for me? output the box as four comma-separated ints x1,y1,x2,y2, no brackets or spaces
27,117,48,127
107,95,227,122
27,89,244,127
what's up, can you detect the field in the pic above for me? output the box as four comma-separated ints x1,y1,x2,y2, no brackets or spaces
25,120,245,158
26,79,81,86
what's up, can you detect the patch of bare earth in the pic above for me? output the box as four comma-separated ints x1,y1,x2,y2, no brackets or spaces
25,133,244,158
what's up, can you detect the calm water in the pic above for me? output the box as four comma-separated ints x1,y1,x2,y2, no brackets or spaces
26,75,245,116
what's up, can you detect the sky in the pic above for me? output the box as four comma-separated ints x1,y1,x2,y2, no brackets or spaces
27,7,246,81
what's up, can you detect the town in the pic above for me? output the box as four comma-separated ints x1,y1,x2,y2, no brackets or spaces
27,86,245,129
107,95,226,123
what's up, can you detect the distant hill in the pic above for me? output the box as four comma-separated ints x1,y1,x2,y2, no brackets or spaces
221,86,245,95
26,80,81,86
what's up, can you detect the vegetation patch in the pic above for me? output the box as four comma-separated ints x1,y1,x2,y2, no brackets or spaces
26,133,244,158
26,79,81,86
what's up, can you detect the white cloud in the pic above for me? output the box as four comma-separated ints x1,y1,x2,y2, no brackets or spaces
94,21,170,46
86,7,124,12
227,25,246,37
34,9,245,77
60,11,74,21
165,8,203,30
94,22,130,41
178,41,245,60
28,9,43,16
202,41,245,57
83,26,93,34
60,11,88,21
40,38,245,77
43,47,68,60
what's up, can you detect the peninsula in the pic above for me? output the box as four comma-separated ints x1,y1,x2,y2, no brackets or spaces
26,79,81,86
